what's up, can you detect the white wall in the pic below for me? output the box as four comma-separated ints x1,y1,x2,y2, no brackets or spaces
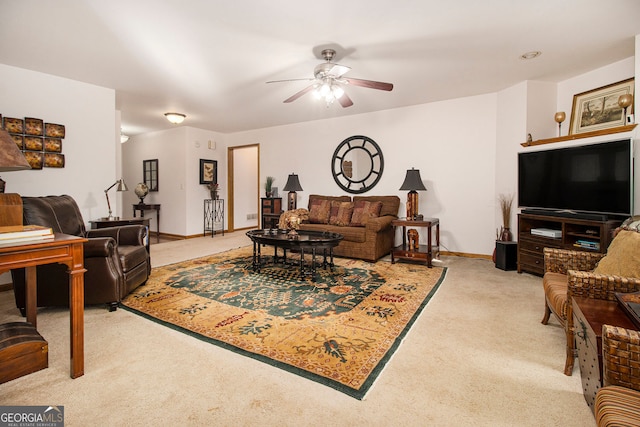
228,93,499,256
121,126,227,236
0,64,118,221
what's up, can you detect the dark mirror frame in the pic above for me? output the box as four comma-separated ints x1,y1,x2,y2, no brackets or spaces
143,159,159,191
331,135,384,194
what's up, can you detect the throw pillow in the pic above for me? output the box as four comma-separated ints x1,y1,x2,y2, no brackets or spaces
593,230,640,278
350,200,383,226
329,201,354,226
308,199,331,224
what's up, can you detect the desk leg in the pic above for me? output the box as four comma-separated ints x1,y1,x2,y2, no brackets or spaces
427,225,433,268
25,266,37,328
68,244,86,379
156,208,160,243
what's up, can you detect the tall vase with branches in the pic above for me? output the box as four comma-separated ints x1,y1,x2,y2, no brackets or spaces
499,193,514,241
265,176,275,198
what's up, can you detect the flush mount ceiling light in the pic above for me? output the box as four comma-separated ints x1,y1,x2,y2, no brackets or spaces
120,129,129,143
520,51,542,60
164,112,186,124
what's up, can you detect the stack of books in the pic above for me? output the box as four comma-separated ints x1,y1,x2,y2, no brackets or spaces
573,240,600,251
0,225,54,245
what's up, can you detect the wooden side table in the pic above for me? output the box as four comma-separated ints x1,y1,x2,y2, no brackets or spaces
261,197,282,229
391,217,440,267
133,203,160,243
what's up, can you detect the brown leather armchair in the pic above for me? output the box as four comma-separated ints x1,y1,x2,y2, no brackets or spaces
11,195,150,312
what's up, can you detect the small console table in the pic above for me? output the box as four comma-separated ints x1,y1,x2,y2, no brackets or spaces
133,203,160,243
391,217,440,267
204,199,224,237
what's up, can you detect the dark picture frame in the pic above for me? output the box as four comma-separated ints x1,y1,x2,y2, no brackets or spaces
143,159,159,191
569,77,635,135
199,159,217,184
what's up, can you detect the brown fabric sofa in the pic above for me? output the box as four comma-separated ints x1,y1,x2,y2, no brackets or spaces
11,195,150,312
297,194,400,262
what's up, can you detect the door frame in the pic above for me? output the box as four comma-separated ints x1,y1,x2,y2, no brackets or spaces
227,143,260,232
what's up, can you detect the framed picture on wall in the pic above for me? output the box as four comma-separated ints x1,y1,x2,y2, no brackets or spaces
199,159,217,184
569,78,635,135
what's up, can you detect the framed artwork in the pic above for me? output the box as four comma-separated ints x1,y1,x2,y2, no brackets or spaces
3,117,24,134
23,151,43,169
24,117,44,136
199,159,217,184
44,138,62,152
44,153,65,168
24,136,43,151
44,123,65,138
569,78,635,135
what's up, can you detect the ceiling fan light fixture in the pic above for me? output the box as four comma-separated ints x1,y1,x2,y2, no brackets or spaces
164,112,186,124
332,85,344,99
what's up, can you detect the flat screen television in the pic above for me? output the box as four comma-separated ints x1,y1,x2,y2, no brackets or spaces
518,138,634,218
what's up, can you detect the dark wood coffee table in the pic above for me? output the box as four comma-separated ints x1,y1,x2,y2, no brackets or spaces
246,229,343,279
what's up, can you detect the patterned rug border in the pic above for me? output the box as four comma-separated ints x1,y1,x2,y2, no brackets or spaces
122,247,448,400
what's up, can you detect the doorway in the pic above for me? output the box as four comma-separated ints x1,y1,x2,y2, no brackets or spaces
227,144,259,232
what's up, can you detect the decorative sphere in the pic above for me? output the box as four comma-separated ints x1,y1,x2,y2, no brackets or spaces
554,111,566,123
134,182,149,200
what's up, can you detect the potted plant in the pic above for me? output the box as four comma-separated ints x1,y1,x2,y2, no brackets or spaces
498,193,514,241
206,182,219,200
265,176,275,197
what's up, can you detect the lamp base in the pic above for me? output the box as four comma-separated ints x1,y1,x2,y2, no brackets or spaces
406,191,419,220
287,191,297,211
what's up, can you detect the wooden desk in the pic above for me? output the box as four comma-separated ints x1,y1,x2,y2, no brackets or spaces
89,218,151,252
0,234,88,378
391,218,440,267
133,203,160,243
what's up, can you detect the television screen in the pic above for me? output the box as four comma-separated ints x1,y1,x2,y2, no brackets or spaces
518,139,633,216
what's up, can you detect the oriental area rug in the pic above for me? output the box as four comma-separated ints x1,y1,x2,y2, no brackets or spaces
121,246,447,399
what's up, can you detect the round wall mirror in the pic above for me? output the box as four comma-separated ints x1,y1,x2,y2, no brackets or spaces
331,135,384,194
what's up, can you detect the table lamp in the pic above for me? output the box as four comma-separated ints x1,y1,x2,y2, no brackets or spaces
0,129,32,230
104,178,128,220
282,173,303,210
399,168,427,220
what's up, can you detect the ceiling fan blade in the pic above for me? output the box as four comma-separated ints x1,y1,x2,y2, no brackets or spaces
338,92,354,108
344,78,393,91
283,85,315,103
266,78,314,84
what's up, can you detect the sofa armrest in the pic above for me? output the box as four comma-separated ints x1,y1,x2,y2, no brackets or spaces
544,248,604,274
86,225,147,246
567,270,640,301
602,325,640,391
365,215,394,233
84,236,117,257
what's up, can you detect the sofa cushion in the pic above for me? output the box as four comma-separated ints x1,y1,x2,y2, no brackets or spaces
593,230,640,278
353,195,400,218
350,200,383,226
308,199,331,224
329,201,354,226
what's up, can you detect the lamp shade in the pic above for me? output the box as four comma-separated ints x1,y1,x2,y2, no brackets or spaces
115,179,128,192
0,129,31,171
283,174,303,192
399,168,427,191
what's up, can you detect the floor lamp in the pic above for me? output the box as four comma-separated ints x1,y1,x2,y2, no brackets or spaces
282,174,303,211
104,179,128,220
399,168,427,220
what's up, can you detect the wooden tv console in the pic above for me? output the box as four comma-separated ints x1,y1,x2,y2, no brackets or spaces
517,212,622,276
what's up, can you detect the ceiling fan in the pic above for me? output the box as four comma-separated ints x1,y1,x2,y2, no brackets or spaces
267,49,394,108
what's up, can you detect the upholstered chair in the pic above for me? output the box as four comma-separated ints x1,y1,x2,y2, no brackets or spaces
11,195,150,312
542,223,640,375
594,325,640,426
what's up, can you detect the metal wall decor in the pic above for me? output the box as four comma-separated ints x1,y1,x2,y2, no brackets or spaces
331,135,384,194
1,113,66,169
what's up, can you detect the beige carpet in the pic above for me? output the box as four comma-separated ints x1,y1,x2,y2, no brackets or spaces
0,231,595,426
